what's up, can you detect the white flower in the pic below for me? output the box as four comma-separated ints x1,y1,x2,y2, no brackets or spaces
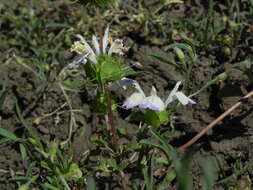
68,26,127,68
123,81,196,111
139,87,166,111
122,81,146,109
122,81,166,111
165,81,196,106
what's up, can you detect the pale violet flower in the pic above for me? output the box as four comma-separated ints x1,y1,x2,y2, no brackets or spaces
122,82,145,109
123,81,196,111
123,81,165,111
139,87,166,111
68,26,127,68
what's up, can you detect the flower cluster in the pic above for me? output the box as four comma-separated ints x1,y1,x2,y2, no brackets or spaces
122,80,196,111
68,27,195,112
68,27,127,68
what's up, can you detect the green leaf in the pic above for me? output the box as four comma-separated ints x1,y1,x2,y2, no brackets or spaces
90,134,108,147
49,142,58,161
149,53,179,68
124,141,141,151
140,139,164,152
117,161,128,171
43,183,60,190
86,176,96,190
16,102,38,140
165,42,196,61
173,150,194,190
106,158,117,169
165,167,177,182
45,22,70,29
156,157,170,165
65,163,82,180
178,32,197,47
99,56,123,82
117,127,126,136
0,128,22,142
25,162,36,177
0,138,11,145
144,109,169,127
9,176,30,182
200,157,217,190
40,161,51,171
14,56,38,77
142,154,154,190
142,127,194,190
19,144,27,161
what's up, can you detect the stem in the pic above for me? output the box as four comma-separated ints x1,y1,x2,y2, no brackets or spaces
178,90,253,150
104,85,118,151
59,83,76,147
59,174,71,190
120,171,128,190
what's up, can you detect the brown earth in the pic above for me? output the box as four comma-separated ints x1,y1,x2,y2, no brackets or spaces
0,0,253,189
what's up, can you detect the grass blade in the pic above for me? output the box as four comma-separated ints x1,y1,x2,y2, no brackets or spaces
201,157,217,190
14,55,38,77
149,53,179,68
86,176,96,190
0,89,7,110
15,101,37,139
0,128,22,142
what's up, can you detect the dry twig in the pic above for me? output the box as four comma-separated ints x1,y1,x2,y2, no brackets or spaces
178,90,253,150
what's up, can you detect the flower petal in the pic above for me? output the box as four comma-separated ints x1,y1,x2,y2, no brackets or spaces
150,86,157,96
139,96,165,111
165,81,182,106
132,81,145,96
70,41,86,54
92,35,100,55
76,34,97,64
174,92,196,105
103,26,109,54
108,39,125,56
123,92,145,109
67,54,88,68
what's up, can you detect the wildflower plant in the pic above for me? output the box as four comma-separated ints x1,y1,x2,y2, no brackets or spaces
67,26,197,131
67,26,135,150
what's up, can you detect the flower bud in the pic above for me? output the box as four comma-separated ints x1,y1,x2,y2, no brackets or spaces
173,46,185,63
222,46,232,57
